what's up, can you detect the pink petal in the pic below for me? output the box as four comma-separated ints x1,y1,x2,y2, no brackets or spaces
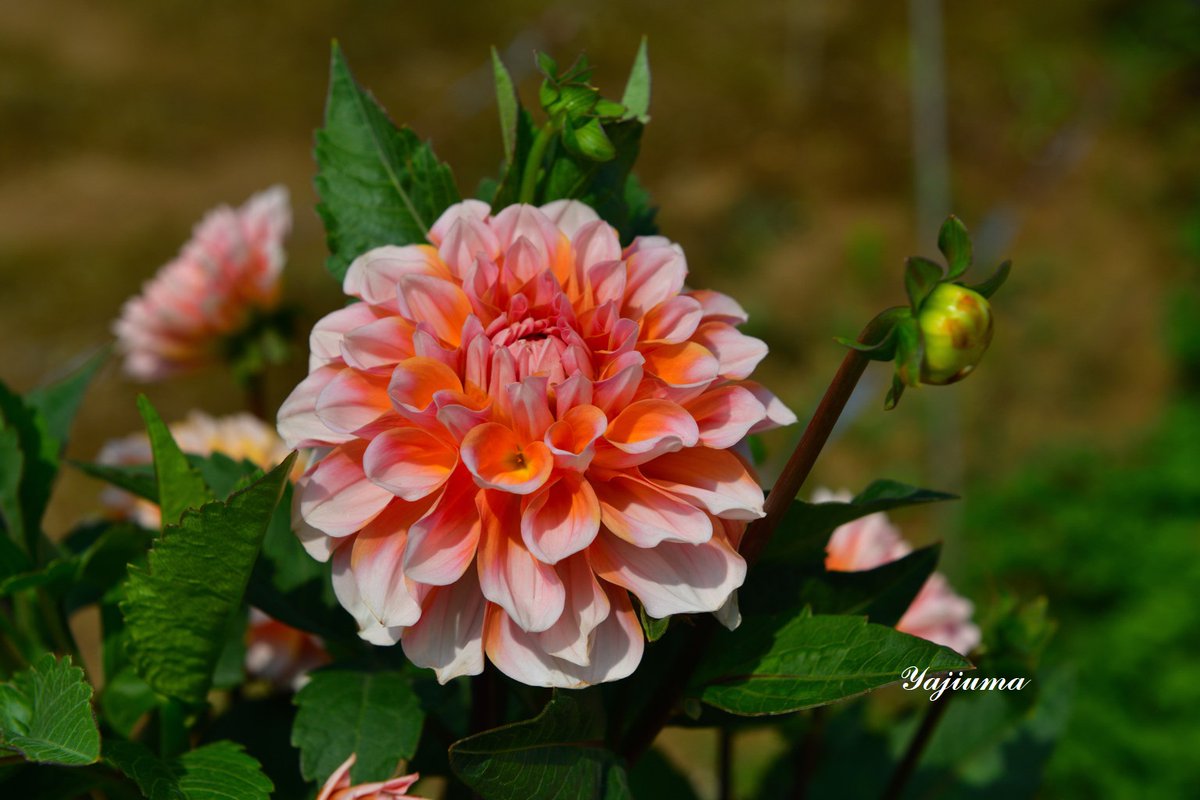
429,200,492,243
622,242,687,318
310,303,385,366
395,274,473,346
362,426,457,501
340,316,417,371
344,245,448,306
278,365,353,449
685,385,767,449
388,356,464,418
461,423,554,495
297,443,394,536
315,368,393,434
601,399,699,466
592,351,645,414
507,377,554,442
641,296,704,344
641,341,720,389
544,404,606,471
640,448,765,520
476,491,565,633
540,199,601,238
405,470,482,585
331,540,403,646
350,501,435,628
686,289,749,324
741,381,799,433
521,475,601,564
537,554,611,665
593,474,713,547
590,531,747,617
401,565,487,683
692,321,768,380
438,216,501,277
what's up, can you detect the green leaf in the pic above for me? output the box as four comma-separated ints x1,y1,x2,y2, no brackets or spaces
637,603,670,642
106,739,274,800
0,423,26,548
937,215,972,279
99,667,158,739
136,395,211,528
24,350,107,450
449,690,630,800
491,108,537,207
315,42,460,281
628,746,698,800
544,120,645,243
0,653,100,765
967,259,1012,299
71,459,158,504
622,173,659,240
292,668,424,784
893,317,924,391
905,256,944,311
492,47,519,165
620,38,651,123
689,612,972,715
121,454,295,704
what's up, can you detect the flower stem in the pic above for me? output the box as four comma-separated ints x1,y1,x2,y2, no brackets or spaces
880,692,953,800
717,726,733,800
518,123,557,205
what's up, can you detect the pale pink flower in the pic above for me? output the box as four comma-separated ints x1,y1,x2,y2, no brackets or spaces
280,200,795,687
244,609,329,691
817,488,981,655
97,410,299,528
114,186,291,381
317,754,425,800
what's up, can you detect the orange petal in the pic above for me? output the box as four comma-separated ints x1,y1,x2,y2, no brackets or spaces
396,274,473,346
641,341,719,389
362,426,458,501
461,423,554,495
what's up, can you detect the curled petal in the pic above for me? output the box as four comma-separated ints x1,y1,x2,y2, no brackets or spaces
297,443,393,537
692,321,769,380
544,404,606,471
641,447,765,520
538,554,611,665
521,475,601,564
461,423,553,495
278,365,353,449
593,474,713,547
601,399,699,466
350,500,435,629
641,341,720,389
341,316,417,370
641,296,704,344
438,216,501,277
741,381,798,433
686,289,749,324
344,245,448,306
477,491,566,632
331,540,403,646
316,368,393,434
405,469,482,585
310,303,385,366
429,200,491,243
401,565,487,683
685,385,767,449
388,356,464,418
622,242,687,318
541,199,601,239
395,275,473,346
363,426,458,501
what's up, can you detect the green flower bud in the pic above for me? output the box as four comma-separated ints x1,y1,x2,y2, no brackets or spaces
917,283,993,384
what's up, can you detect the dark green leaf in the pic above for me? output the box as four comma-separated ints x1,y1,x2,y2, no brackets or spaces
0,424,25,548
937,215,972,279
107,739,274,800
106,740,185,800
136,395,211,528
492,47,519,165
121,454,295,703
70,459,158,503
24,350,107,449
0,653,100,765
621,38,651,123
628,746,698,800
491,108,538,207
292,668,424,784
967,259,1012,299
449,690,630,800
315,42,460,281
689,612,972,715
99,667,158,739
637,603,670,642
905,256,944,311
622,173,658,240
544,120,645,243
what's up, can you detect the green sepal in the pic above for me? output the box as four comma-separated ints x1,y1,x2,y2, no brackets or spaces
905,256,944,311
620,37,651,123
967,259,1012,299
937,214,973,279
893,317,924,390
562,117,616,162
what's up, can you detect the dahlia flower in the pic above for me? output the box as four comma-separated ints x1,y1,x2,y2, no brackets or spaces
114,186,291,381
317,755,425,800
97,410,298,528
817,489,981,655
279,200,795,687
244,609,329,691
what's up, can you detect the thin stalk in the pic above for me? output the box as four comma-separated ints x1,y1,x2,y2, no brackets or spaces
518,123,557,205
468,668,504,735
158,697,189,759
243,371,268,421
880,693,952,800
717,726,733,800
793,706,827,799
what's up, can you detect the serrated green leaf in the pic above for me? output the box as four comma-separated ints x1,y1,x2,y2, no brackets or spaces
0,653,100,765
107,739,274,800
449,690,630,800
106,740,186,800
315,42,460,281
137,396,211,528
492,48,519,165
689,613,972,715
71,459,159,503
905,256,944,311
292,669,424,784
99,667,158,739
122,454,295,703
937,215,972,279
621,38,651,123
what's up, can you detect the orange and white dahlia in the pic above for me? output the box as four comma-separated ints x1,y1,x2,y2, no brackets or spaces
279,200,795,687
818,488,981,655
244,609,330,691
317,755,425,800
114,186,291,381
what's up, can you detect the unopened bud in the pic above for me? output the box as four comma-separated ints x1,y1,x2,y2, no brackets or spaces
917,283,993,385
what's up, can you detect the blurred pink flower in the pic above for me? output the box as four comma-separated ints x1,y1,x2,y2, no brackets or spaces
114,186,291,381
317,754,425,800
817,488,981,655
97,410,299,528
244,609,329,691
280,200,795,687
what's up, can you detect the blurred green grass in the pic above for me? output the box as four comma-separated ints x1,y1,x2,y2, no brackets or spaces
2,0,1199,796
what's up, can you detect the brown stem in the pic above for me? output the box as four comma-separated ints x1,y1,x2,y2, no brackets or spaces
717,725,733,800
244,371,268,421
880,693,953,800
793,706,827,799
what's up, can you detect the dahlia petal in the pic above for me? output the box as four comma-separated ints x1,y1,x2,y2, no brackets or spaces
537,554,611,665
593,474,713,547
344,245,448,306
297,444,393,536
541,199,601,238
438,216,501,277
490,204,563,266
508,377,554,441
388,356,464,417
505,236,549,285
571,220,622,282
362,426,457,501
641,296,704,344
461,423,554,495
623,242,687,318
350,501,432,628
685,385,768,449
331,541,404,645
554,373,594,416
587,260,628,308
693,321,769,380
590,531,747,617
602,399,700,465
641,341,720,389
401,565,487,683
741,381,799,433
686,289,749,324
429,199,492,243
315,368,392,434
395,274,473,346
477,491,566,633
277,365,353,449
521,475,601,564
592,352,645,414
405,470,482,585
434,392,492,442
544,404,606,471
310,303,385,366
640,448,765,520
341,316,416,370
293,504,336,562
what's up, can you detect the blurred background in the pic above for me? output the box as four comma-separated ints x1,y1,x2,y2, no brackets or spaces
2,1,1197,797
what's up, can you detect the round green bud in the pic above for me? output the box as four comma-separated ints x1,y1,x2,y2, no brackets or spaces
917,283,993,385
